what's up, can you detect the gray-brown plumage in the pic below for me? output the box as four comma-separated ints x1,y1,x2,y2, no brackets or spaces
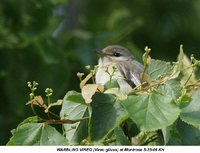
95,45,144,94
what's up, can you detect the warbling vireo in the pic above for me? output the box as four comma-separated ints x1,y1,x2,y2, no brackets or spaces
95,45,144,94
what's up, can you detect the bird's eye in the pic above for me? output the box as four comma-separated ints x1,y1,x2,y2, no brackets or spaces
113,52,121,57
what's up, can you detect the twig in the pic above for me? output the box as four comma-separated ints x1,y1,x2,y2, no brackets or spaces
29,98,61,119
141,134,158,145
141,76,171,92
184,67,194,86
40,117,89,124
186,79,200,90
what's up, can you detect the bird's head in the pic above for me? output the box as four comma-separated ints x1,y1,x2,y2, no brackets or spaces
96,45,133,62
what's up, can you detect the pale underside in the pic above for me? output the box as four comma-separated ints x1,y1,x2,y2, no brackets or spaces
95,58,143,95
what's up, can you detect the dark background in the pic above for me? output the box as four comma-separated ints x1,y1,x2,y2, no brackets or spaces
1,0,200,145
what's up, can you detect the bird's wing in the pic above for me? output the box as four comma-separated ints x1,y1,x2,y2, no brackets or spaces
118,59,144,87
130,72,141,86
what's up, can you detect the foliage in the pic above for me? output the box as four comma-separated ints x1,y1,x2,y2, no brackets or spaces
2,0,200,145
7,46,200,145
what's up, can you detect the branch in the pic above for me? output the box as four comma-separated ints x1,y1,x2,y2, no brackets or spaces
141,75,171,92
40,117,89,124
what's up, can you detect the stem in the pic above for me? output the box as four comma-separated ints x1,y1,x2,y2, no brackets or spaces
48,110,60,119
142,67,147,82
186,79,200,90
41,117,89,124
80,73,93,89
30,97,60,119
103,138,116,145
156,130,164,145
184,67,194,86
141,76,170,92
47,112,52,120
108,67,116,88
47,96,50,106
139,64,179,93
109,75,112,88
180,65,194,72
62,125,66,137
30,103,43,120
141,135,158,145
92,76,95,84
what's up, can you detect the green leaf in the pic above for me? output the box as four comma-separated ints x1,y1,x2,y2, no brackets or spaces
7,123,68,145
162,123,182,145
166,119,200,145
158,79,181,100
60,91,88,145
115,126,131,145
63,91,86,104
177,119,200,145
177,45,197,86
121,93,180,131
122,118,140,138
18,116,39,127
146,59,172,82
105,80,119,89
180,88,200,126
90,93,128,142
176,88,191,106
8,116,39,144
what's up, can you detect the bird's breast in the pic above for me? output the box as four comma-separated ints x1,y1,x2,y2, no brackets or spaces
95,63,132,94
95,64,120,85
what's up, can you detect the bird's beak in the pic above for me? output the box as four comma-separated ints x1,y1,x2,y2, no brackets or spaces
94,49,104,56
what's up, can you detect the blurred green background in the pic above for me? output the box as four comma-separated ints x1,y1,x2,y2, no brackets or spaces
1,0,200,145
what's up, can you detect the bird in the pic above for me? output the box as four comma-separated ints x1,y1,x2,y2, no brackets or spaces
95,45,144,94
